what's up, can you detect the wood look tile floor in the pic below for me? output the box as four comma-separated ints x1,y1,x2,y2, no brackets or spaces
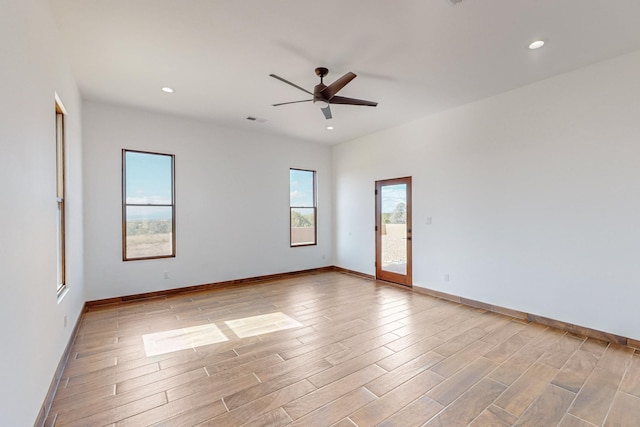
46,271,640,426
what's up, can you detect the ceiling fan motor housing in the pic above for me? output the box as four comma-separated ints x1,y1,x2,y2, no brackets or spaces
314,83,328,102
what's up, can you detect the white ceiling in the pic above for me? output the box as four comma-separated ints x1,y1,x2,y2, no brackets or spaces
51,0,640,145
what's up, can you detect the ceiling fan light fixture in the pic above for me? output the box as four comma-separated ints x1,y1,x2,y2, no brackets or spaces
314,99,329,109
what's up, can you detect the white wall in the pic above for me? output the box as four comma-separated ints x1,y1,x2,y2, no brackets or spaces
83,102,333,301
334,50,640,341
0,0,85,425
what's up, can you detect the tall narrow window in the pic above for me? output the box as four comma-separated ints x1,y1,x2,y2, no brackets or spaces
56,102,66,294
290,168,316,246
123,150,175,260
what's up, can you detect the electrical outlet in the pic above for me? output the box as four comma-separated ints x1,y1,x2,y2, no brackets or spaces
163,271,170,279
444,274,450,282
64,315,68,328
425,217,432,225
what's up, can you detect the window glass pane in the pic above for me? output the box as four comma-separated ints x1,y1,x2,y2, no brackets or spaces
380,184,407,275
289,169,314,207
57,201,64,292
125,151,173,205
291,207,315,246
125,206,173,259
56,113,64,198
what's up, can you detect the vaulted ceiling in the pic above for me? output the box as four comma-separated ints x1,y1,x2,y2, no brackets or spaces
52,0,640,144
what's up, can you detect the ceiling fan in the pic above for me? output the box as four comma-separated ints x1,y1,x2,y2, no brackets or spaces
270,67,378,120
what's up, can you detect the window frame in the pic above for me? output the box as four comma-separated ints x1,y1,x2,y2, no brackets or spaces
55,101,66,295
122,149,176,261
289,168,317,247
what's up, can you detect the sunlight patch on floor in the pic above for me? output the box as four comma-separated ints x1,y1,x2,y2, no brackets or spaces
225,312,303,338
142,323,228,356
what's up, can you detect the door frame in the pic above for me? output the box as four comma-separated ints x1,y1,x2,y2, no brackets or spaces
375,176,412,287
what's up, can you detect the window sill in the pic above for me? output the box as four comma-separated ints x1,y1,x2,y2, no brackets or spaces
57,286,69,304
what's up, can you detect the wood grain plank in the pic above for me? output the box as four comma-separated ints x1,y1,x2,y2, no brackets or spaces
325,332,400,366
116,394,226,427
377,395,443,427
329,418,358,427
377,336,443,371
469,405,517,427
350,369,444,426
59,392,167,426
432,327,487,358
558,414,599,427
489,345,546,386
198,380,315,426
603,391,640,427
568,344,634,425
423,378,506,426
308,346,393,388
483,325,540,364
366,351,444,397
552,349,599,393
568,367,620,425
514,383,575,426
494,362,558,417
288,387,377,427
166,373,261,405
620,352,640,397
480,319,526,346
240,407,292,427
223,358,331,410
427,357,497,406
255,342,346,383
430,340,494,378
538,333,584,369
284,364,385,420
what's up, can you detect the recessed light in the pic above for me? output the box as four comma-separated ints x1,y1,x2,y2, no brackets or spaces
326,126,334,130
161,87,174,93
528,40,545,50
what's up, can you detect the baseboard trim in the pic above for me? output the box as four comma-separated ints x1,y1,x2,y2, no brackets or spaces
412,285,637,349
86,266,335,308
331,266,375,280
34,305,85,427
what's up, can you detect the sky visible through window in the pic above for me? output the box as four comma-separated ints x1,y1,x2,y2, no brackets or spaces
125,151,172,220
381,184,406,213
290,169,314,207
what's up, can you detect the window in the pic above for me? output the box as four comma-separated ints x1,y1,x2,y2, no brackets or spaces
56,101,66,294
122,150,175,260
290,168,316,246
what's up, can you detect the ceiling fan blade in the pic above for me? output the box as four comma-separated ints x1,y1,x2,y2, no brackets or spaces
329,95,378,107
321,105,332,120
269,74,313,95
272,99,313,107
321,72,356,99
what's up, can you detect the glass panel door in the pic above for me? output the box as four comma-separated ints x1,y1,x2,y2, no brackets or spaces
376,177,412,286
